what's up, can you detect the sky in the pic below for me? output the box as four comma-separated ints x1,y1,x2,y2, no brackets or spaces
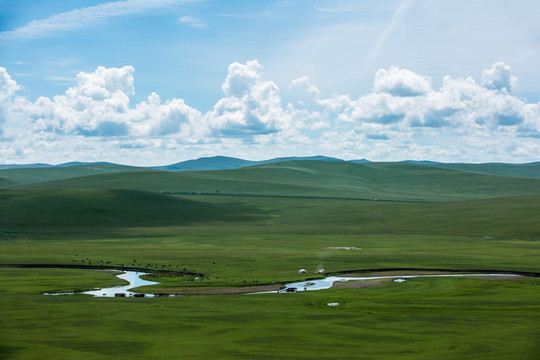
1,0,540,165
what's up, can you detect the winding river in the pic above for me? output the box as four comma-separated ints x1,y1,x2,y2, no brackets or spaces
276,273,522,293
46,270,522,297
46,271,158,297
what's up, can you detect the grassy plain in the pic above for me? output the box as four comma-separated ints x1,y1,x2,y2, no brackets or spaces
1,272,540,359
1,160,540,359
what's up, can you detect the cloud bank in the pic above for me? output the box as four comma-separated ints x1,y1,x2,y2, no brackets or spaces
0,60,539,164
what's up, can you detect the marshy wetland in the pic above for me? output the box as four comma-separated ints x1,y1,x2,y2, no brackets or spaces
1,160,540,359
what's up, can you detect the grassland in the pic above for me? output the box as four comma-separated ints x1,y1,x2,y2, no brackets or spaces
2,271,539,359
8,161,540,201
1,160,539,359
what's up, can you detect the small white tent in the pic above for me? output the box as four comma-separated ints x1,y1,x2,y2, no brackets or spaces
298,269,307,274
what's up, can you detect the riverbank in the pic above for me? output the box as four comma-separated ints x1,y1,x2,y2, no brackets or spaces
34,266,532,297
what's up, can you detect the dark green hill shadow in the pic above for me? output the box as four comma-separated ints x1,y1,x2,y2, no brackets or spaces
0,189,262,233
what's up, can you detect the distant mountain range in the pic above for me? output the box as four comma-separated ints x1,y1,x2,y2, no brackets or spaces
0,161,117,170
0,156,358,171
153,155,348,171
1,156,539,178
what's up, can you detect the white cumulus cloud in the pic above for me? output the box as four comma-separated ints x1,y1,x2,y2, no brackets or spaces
373,66,433,96
30,66,135,136
207,60,292,137
1,65,201,138
73,65,135,99
130,93,201,137
481,61,518,93
0,60,539,164
289,76,321,98
0,68,21,101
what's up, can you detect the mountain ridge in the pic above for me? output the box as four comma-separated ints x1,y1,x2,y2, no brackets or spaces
5,160,540,202
1,156,540,179
3,156,540,170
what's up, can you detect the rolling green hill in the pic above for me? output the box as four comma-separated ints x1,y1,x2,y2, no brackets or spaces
0,189,254,231
0,163,145,187
13,160,540,202
155,156,540,177
2,158,540,360
0,176,18,188
431,162,540,178
2,159,540,360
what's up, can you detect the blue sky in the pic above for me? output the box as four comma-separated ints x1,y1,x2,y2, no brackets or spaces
1,0,540,165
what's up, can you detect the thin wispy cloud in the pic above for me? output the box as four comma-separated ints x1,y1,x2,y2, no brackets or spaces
368,0,413,63
178,16,205,27
313,5,369,13
314,6,347,13
44,75,78,84
216,11,275,21
0,0,194,42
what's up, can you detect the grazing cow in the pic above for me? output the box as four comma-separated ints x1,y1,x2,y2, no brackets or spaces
285,287,297,293
114,293,126,297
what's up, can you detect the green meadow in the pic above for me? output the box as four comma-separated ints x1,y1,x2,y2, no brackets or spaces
1,160,540,359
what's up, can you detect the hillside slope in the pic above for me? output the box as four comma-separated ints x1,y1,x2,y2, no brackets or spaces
0,164,145,187
0,189,255,230
431,162,540,179
12,161,540,202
